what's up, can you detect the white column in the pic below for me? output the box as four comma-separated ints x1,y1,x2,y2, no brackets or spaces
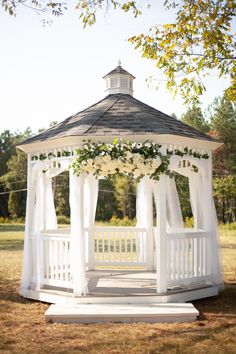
202,155,214,281
44,174,57,230
156,174,168,294
20,155,35,295
86,174,98,271
146,178,154,271
136,177,154,270
69,170,87,295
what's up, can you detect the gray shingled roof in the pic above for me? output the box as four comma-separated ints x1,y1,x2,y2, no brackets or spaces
103,65,135,79
21,93,216,145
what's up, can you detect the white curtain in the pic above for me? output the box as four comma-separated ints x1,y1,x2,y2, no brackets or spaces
211,201,224,289
33,161,70,232
152,176,183,230
84,174,99,268
21,160,70,293
20,159,38,294
166,176,184,229
169,155,224,290
136,176,153,265
33,169,45,232
69,170,88,295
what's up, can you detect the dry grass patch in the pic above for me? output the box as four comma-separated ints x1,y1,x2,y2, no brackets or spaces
0,224,235,354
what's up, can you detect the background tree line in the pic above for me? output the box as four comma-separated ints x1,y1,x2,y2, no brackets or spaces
0,94,235,224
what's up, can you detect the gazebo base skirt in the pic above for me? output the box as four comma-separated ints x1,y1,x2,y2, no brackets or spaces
21,270,219,305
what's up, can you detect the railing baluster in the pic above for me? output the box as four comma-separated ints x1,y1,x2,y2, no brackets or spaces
135,230,138,262
119,231,122,262
108,232,111,263
125,231,128,262
130,233,133,262
102,231,105,263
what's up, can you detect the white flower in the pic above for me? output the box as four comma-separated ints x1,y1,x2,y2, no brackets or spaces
132,153,144,164
125,151,133,160
108,160,118,174
103,154,112,163
133,169,142,179
94,156,103,165
152,156,162,169
122,161,134,174
86,158,94,167
136,162,148,174
117,157,125,167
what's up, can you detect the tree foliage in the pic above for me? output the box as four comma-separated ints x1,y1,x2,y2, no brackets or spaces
130,0,236,104
113,175,136,219
213,175,236,222
181,106,210,133
2,1,235,103
208,95,236,174
0,129,32,217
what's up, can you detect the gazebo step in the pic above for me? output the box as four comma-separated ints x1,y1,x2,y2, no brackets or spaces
45,303,199,323
23,285,219,305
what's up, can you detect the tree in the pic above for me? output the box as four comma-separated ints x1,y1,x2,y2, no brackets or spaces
0,130,15,217
208,95,236,175
96,179,117,221
0,128,32,218
213,175,236,223
4,0,235,103
54,171,70,217
6,150,28,218
113,176,136,219
129,0,236,104
181,106,210,133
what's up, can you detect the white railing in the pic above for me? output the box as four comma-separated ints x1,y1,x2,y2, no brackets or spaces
93,226,147,266
31,230,71,288
165,230,211,287
30,226,147,289
30,227,211,291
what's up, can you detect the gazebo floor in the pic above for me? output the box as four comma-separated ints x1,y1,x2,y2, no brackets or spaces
24,269,219,304
86,269,158,297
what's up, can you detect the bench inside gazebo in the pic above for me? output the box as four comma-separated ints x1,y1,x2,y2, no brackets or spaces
18,63,224,322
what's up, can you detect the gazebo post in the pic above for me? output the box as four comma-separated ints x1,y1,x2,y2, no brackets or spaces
156,174,168,294
146,178,154,271
20,154,34,295
203,153,214,281
69,170,87,295
86,174,98,271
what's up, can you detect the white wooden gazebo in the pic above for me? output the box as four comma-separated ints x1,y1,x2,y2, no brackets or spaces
18,63,224,309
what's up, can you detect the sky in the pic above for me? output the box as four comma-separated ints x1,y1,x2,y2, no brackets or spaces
0,1,230,135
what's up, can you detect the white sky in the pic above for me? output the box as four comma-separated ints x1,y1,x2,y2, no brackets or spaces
0,1,230,134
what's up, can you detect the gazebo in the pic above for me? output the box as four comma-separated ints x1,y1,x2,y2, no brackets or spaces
18,63,224,318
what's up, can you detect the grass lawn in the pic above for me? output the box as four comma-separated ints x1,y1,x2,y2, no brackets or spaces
0,224,235,354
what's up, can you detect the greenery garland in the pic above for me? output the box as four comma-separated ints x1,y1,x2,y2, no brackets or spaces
72,139,169,181
31,139,209,180
31,150,73,161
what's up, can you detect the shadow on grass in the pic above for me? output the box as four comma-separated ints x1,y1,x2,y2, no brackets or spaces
193,283,236,316
0,276,30,305
0,239,23,251
0,224,25,232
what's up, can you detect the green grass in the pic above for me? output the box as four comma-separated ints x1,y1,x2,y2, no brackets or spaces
0,224,236,354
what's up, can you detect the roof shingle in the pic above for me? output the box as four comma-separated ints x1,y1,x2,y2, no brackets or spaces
21,93,216,145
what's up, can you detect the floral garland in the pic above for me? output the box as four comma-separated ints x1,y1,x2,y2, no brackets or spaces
31,139,209,181
73,139,169,181
31,150,73,161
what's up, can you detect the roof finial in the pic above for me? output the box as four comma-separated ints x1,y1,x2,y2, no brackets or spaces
118,59,121,66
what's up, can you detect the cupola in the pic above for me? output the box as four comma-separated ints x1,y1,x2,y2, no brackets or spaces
103,60,135,96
